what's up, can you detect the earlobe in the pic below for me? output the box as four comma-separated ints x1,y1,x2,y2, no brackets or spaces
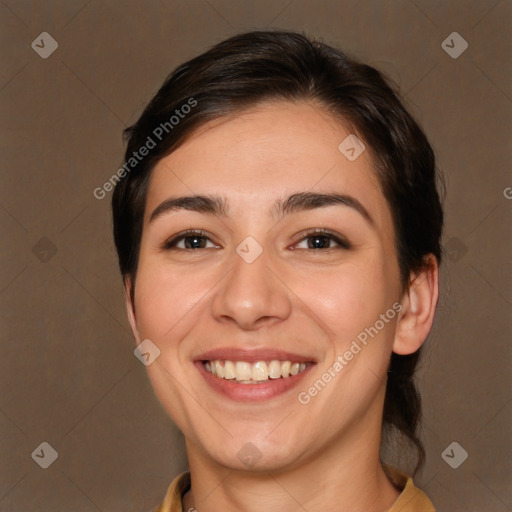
124,277,141,345
393,255,439,355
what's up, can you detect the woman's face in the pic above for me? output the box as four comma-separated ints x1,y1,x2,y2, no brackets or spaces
128,101,404,471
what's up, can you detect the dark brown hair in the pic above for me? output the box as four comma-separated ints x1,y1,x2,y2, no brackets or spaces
112,30,443,476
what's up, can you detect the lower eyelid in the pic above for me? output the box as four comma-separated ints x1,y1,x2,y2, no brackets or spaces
173,238,218,249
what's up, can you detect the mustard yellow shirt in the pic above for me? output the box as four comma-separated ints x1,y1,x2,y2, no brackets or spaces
152,464,435,511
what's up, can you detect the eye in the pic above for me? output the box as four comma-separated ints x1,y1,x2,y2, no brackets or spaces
163,230,220,250
293,229,351,250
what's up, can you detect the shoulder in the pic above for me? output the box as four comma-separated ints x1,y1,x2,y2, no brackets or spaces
384,464,436,512
151,472,191,512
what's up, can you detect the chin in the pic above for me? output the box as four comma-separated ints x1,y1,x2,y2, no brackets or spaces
203,435,305,473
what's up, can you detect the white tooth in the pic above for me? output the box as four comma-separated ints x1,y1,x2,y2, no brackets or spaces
268,360,282,379
252,361,269,381
207,359,307,381
290,362,300,376
224,360,235,379
214,360,225,378
235,361,252,381
281,361,291,377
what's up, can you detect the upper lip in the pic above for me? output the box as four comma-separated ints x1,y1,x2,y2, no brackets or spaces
195,348,316,363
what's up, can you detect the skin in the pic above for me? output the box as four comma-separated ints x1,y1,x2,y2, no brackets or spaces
125,101,439,512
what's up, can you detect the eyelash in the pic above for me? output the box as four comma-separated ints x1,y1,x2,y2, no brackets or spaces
292,229,351,250
162,229,218,250
162,229,351,251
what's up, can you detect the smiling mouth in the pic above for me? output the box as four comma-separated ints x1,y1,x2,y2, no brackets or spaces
203,360,310,384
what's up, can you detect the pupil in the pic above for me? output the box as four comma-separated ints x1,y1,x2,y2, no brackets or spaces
309,236,328,249
185,236,204,249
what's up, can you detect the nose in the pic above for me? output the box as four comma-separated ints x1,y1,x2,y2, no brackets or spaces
211,247,292,331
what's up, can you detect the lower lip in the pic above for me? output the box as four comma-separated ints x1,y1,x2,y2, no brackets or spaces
195,362,314,402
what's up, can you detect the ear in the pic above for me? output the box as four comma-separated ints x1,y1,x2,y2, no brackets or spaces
393,255,439,355
124,277,142,345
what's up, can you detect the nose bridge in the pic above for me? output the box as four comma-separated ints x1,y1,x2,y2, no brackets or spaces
211,241,291,328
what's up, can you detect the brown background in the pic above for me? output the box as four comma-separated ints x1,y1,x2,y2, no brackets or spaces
1,1,511,511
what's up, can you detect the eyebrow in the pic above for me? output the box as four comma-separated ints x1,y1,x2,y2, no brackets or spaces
149,192,374,226
149,195,227,222
274,192,374,226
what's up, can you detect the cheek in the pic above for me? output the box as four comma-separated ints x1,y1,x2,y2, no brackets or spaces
133,257,212,341
291,255,394,343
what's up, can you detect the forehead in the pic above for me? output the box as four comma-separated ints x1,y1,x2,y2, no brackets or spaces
145,101,390,227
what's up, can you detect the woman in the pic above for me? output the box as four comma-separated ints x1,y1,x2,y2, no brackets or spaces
112,30,443,512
